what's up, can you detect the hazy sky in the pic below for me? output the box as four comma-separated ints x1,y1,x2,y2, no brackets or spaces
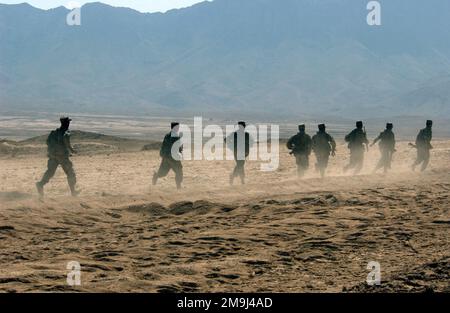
0,0,209,12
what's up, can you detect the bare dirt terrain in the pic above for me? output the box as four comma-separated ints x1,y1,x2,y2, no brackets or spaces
0,137,449,292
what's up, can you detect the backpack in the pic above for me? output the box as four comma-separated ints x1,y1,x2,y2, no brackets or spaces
346,129,366,149
313,132,332,153
46,129,66,155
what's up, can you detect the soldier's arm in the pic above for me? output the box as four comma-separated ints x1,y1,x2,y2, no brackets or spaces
344,130,353,142
160,134,170,154
286,136,295,150
311,136,317,150
64,133,76,154
372,133,383,146
329,135,337,153
371,134,381,146
307,136,313,154
415,130,423,146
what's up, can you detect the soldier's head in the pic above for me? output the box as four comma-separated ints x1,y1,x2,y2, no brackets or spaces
60,116,71,130
356,121,363,129
238,121,246,130
298,124,306,133
426,120,433,128
386,123,393,130
318,124,326,132
171,122,180,134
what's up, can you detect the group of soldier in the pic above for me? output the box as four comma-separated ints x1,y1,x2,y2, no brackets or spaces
287,120,434,178
35,117,434,197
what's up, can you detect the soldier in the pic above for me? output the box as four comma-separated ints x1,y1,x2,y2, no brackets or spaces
287,124,312,177
344,121,369,175
36,116,79,197
412,120,433,172
312,124,336,178
371,123,396,173
225,121,253,185
152,122,184,189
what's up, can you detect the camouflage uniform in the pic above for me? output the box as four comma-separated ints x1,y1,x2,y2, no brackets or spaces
153,129,183,189
312,125,336,178
373,124,396,173
344,122,369,175
36,119,78,196
413,121,433,172
287,126,312,177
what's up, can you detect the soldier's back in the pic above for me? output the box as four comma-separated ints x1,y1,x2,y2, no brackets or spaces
47,128,69,158
346,128,367,148
416,128,432,148
313,132,331,153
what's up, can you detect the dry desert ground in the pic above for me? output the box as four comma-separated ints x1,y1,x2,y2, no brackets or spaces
0,137,449,292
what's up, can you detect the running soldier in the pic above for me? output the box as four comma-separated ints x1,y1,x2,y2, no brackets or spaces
287,124,312,177
371,123,396,173
412,120,433,172
225,121,253,185
152,122,184,189
344,121,369,175
36,116,79,197
312,124,336,178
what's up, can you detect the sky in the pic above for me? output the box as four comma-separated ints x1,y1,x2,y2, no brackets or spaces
0,0,209,12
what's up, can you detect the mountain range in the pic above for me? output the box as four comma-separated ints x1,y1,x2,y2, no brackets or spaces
1,0,450,118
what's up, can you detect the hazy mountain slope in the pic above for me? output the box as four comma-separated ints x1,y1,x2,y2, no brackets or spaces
1,0,450,117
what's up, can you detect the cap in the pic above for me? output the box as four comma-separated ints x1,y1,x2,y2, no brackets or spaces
60,116,72,123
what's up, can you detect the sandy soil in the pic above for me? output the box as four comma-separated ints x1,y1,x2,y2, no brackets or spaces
0,140,449,292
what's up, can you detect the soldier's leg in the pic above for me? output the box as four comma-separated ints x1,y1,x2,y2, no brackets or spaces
236,160,246,184
344,151,356,172
36,158,59,196
381,151,388,173
159,159,172,178
420,149,430,172
153,158,171,185
61,158,78,195
412,149,424,170
170,160,183,189
295,154,304,177
38,158,59,186
354,150,364,175
314,154,320,172
385,150,393,172
373,149,384,173
318,154,329,178
230,159,242,185
302,154,309,171
299,154,309,177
